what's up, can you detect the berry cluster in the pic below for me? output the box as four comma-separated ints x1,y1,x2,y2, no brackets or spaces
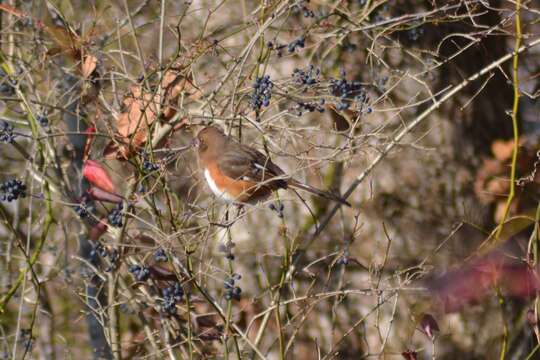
269,202,285,218
0,121,16,143
329,70,364,111
407,26,424,41
354,89,372,115
336,249,350,266
161,282,184,315
250,75,273,111
75,195,94,218
218,241,235,261
0,179,26,202
142,157,159,172
292,65,320,87
288,36,305,53
266,41,287,57
224,273,242,301
0,68,16,96
129,264,150,281
89,243,120,272
37,114,48,127
108,203,124,227
154,248,167,262
295,99,325,116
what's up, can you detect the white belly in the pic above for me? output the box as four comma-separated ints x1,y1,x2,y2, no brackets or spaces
204,168,236,202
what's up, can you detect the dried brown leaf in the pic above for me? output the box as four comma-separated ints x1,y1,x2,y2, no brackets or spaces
81,54,97,79
104,55,202,159
492,139,515,162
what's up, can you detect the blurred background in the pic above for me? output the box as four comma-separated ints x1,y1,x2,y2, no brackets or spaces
0,0,539,359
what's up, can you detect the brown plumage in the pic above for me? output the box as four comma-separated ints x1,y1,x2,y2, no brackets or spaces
194,126,350,206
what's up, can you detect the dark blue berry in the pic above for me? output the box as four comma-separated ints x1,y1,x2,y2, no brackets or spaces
250,75,273,111
75,197,94,218
288,36,305,53
329,70,368,112
337,249,350,266
0,179,26,202
128,264,141,273
108,203,124,228
108,248,119,264
161,282,184,315
137,267,150,281
89,249,99,263
129,264,150,281
154,248,167,262
37,114,48,127
292,65,320,87
223,274,242,301
0,68,16,96
303,8,315,18
0,121,16,143
142,158,159,172
295,101,325,116
407,27,424,42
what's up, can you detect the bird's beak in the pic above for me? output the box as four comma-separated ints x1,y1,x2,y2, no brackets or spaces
191,138,200,148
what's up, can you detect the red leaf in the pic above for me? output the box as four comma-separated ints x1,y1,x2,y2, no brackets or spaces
87,187,123,204
419,313,440,340
83,160,115,193
428,249,540,313
401,350,418,360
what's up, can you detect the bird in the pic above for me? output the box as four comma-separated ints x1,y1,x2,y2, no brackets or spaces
193,126,350,207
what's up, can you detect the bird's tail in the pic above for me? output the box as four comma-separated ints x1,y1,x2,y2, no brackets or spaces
288,180,351,207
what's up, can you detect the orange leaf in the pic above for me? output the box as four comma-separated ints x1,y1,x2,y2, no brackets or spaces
83,160,115,193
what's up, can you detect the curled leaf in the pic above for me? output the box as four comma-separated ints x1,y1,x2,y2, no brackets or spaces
87,187,123,204
81,54,97,79
83,160,115,193
419,313,439,340
104,42,205,160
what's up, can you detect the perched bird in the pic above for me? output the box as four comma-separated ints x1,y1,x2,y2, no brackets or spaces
193,126,350,206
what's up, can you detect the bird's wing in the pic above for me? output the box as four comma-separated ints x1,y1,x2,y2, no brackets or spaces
218,143,287,188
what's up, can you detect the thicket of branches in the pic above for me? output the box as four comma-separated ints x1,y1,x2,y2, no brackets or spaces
0,0,539,359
